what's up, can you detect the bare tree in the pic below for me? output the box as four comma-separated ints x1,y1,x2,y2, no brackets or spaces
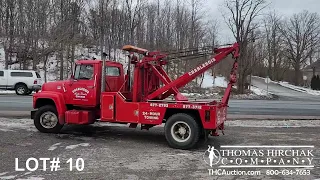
222,0,268,93
279,10,320,85
3,0,17,69
0,0,224,85
263,11,288,81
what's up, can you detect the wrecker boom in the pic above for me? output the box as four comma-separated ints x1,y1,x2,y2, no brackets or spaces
122,42,240,104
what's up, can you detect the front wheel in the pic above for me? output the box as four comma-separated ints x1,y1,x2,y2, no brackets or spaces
34,105,63,133
15,84,28,95
164,113,200,150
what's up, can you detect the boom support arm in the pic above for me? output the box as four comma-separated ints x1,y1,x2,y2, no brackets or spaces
146,43,239,100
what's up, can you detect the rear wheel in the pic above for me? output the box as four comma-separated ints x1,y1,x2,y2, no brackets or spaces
15,84,28,95
165,113,200,149
34,105,63,133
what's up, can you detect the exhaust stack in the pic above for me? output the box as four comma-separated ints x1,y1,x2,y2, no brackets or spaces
101,52,107,93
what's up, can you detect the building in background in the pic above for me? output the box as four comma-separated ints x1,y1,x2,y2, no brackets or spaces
303,59,320,86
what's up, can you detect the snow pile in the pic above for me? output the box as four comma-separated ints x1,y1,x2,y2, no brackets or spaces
232,93,276,100
214,76,228,88
181,93,202,97
201,74,228,88
306,89,320,96
180,92,220,100
0,118,36,132
0,90,15,94
201,74,214,88
279,81,320,96
250,86,269,96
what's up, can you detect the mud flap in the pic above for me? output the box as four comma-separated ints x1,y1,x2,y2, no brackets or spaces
31,110,36,119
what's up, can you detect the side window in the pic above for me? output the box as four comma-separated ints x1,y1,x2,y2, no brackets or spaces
0,71,3,76
35,72,41,78
10,72,33,77
74,64,94,80
106,66,120,76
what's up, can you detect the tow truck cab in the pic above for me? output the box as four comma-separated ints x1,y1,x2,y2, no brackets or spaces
32,60,127,120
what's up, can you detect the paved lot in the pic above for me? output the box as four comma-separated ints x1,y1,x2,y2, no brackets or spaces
1,95,320,118
0,118,319,180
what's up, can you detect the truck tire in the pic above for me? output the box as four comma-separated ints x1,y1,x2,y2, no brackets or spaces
34,105,63,133
165,113,200,150
15,84,28,95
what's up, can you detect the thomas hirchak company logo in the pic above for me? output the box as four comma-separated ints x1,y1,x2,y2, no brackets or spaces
203,145,315,176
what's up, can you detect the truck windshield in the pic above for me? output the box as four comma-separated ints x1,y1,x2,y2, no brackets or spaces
74,64,94,80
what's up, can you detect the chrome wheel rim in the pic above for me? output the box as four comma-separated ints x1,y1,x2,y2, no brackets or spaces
171,121,191,143
17,87,25,94
39,111,58,129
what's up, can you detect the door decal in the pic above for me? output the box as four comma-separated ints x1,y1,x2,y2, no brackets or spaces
72,87,89,99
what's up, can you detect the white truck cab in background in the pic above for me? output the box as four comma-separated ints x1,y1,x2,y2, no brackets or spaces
0,70,42,95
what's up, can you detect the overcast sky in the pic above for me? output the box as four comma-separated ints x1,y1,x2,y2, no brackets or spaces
205,0,320,43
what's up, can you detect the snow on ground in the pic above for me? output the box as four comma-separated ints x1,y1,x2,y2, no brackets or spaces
180,92,219,100
201,73,228,88
202,74,271,96
65,143,90,150
0,118,37,132
253,76,320,96
181,93,202,97
279,81,320,96
48,143,62,151
250,86,269,96
197,74,274,99
202,74,274,96
0,90,15,94
1,118,320,132
226,119,320,128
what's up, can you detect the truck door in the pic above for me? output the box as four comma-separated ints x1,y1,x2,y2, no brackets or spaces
105,66,122,91
68,64,97,107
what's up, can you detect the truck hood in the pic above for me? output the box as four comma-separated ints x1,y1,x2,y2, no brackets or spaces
41,80,70,92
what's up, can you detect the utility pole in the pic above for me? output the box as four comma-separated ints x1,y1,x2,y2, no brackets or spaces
101,52,107,93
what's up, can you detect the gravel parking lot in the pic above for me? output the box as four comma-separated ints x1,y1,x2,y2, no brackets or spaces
0,118,319,180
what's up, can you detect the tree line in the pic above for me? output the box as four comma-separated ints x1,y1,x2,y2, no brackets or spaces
222,0,320,93
0,0,217,82
0,0,319,93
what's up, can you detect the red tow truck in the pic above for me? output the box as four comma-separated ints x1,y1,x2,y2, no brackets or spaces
31,43,239,149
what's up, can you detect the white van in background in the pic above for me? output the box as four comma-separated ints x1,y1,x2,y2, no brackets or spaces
0,70,42,95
